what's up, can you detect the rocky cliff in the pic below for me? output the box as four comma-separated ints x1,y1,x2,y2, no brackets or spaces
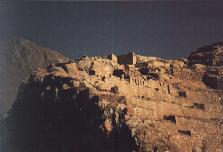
0,42,223,152
0,38,69,115
188,41,223,66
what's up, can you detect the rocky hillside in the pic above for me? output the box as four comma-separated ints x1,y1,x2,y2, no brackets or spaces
0,42,223,152
188,41,223,66
0,38,69,115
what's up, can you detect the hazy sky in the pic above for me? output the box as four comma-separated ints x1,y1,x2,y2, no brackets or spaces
0,1,223,59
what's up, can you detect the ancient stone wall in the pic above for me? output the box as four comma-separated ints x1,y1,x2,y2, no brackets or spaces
107,53,117,62
172,68,204,81
117,52,136,65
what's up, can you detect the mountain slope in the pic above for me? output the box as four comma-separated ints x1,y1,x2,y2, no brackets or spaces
0,38,69,115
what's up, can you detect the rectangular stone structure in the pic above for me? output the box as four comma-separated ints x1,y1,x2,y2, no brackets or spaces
117,52,136,65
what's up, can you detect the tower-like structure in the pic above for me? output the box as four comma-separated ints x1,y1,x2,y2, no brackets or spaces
117,52,136,65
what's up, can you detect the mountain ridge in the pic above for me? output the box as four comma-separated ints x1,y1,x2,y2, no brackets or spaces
0,37,69,115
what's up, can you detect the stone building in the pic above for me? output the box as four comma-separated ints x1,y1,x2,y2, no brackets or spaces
108,52,136,65
117,52,136,65
107,53,118,62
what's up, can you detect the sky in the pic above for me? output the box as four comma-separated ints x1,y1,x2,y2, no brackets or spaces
0,1,223,59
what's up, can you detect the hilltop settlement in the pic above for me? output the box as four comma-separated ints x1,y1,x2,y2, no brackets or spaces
1,42,223,152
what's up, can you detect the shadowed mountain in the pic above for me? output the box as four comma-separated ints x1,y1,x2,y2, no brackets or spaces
0,38,69,115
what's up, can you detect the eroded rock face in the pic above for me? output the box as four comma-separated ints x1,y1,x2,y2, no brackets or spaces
0,50,223,152
188,41,223,66
202,67,223,90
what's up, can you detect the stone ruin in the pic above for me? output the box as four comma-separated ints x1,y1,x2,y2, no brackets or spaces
1,41,223,152
108,52,136,65
107,53,117,63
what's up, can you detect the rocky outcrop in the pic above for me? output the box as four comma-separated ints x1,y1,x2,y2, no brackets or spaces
202,67,223,90
187,41,223,89
0,38,68,115
0,50,222,152
188,41,223,66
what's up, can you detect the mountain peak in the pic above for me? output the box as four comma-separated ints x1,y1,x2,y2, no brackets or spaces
0,37,69,115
